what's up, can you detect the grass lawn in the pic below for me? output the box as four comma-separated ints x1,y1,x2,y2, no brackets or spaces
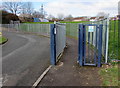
24,22,54,24
99,63,119,86
0,36,7,44
24,21,89,24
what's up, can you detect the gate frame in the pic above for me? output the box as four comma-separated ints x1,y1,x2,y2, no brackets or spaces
50,24,56,65
78,24,103,67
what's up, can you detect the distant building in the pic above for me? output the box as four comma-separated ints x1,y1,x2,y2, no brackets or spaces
117,15,120,20
72,17,89,21
90,17,97,21
110,15,120,21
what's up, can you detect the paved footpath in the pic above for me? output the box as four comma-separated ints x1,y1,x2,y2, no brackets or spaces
2,30,50,86
38,37,102,86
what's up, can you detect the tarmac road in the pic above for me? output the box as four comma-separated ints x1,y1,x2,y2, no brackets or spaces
2,31,50,86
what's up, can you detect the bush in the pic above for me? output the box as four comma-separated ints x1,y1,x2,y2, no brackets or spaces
1,10,19,24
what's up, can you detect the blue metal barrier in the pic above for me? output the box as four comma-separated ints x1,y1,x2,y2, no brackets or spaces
78,24,103,67
50,23,66,65
50,24,56,65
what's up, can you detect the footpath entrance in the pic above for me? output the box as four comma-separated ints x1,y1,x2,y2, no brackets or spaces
50,19,109,67
78,24,103,67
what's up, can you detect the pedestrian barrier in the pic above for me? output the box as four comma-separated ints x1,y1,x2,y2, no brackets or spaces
1,17,119,67
50,22,66,65
78,24,103,67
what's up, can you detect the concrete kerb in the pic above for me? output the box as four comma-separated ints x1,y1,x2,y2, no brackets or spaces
32,65,52,88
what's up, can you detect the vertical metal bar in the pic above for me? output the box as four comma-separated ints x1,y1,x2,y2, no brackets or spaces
92,32,93,45
83,25,86,65
104,19,107,57
98,24,103,67
50,24,56,65
113,19,116,57
78,24,83,66
94,25,98,65
118,16,120,60
88,30,90,63
108,20,111,60
105,18,109,63
96,26,98,49
78,24,80,63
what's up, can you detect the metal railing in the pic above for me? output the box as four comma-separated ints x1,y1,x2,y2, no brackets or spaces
1,23,50,37
55,23,66,59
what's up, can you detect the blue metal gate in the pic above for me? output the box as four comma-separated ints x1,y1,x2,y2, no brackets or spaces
78,24,103,67
50,23,66,65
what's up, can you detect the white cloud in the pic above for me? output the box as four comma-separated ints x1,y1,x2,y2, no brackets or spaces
2,0,119,17
44,0,119,17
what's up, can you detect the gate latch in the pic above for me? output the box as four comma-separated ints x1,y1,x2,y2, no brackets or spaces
54,28,57,34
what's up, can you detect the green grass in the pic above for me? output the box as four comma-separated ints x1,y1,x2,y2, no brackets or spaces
60,21,89,23
23,22,54,24
0,36,7,44
108,20,119,60
99,63,119,86
24,21,89,24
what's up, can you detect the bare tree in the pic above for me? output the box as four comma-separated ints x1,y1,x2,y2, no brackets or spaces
21,2,33,15
32,11,43,18
2,2,23,15
64,14,73,21
47,14,55,20
96,12,109,19
57,13,64,20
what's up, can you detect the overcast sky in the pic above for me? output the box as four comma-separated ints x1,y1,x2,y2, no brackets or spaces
2,0,120,17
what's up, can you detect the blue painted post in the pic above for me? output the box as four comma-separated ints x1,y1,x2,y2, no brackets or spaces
98,24,103,67
78,24,83,66
50,24,56,65
83,25,86,65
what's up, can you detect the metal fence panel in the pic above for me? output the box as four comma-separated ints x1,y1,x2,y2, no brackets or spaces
1,23,50,37
56,23,66,59
50,23,66,65
66,23,79,38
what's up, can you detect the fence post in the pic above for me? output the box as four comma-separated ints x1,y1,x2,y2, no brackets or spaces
105,18,109,63
50,24,56,65
78,24,84,66
98,24,103,67
83,25,86,65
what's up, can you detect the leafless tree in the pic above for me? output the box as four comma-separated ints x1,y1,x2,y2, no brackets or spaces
21,2,33,15
2,2,23,15
64,14,73,21
47,14,55,20
96,12,109,19
32,11,43,18
57,13,64,20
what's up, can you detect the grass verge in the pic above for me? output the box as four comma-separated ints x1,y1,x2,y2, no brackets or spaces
0,36,7,44
99,63,119,86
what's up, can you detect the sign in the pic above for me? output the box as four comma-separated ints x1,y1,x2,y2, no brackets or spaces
88,26,95,32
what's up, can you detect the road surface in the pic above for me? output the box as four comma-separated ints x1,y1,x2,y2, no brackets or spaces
2,30,50,86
